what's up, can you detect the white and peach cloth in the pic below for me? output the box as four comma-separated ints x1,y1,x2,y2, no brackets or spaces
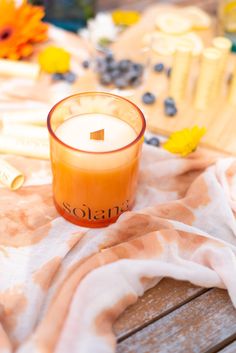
1,144,236,353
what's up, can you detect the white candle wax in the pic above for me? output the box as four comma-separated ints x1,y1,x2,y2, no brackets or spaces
55,113,136,152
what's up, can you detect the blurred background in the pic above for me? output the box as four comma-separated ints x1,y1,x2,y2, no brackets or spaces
29,0,217,32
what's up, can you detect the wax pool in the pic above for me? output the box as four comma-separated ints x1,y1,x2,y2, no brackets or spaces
55,113,137,152
51,112,143,227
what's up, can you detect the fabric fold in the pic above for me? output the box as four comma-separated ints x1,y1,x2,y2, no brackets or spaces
0,145,236,353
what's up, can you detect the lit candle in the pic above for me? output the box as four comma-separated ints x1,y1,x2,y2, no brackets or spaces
48,92,145,228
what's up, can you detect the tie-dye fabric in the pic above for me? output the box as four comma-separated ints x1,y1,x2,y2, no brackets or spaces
0,145,236,353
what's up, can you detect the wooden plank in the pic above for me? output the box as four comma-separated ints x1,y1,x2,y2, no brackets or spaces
114,278,207,340
219,341,236,353
116,289,236,353
110,5,236,156
76,4,236,155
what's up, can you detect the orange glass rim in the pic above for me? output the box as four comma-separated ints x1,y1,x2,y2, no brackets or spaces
47,91,146,155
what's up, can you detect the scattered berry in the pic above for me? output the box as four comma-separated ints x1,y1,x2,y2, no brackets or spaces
132,63,144,75
95,52,144,89
142,92,156,105
130,77,142,87
166,67,172,77
82,60,90,69
147,137,160,147
96,58,107,73
165,105,177,117
110,69,120,79
107,60,118,72
118,59,132,72
154,63,164,72
114,77,127,89
105,52,114,62
100,73,112,85
64,71,77,83
164,97,175,107
52,73,64,81
125,69,139,82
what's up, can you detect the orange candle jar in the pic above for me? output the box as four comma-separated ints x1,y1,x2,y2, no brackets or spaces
47,92,146,228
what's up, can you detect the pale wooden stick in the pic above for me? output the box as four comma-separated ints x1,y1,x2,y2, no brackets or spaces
169,43,192,101
212,37,232,96
2,124,49,140
0,59,40,80
0,159,24,190
194,48,221,110
0,135,49,159
0,108,49,126
229,66,236,105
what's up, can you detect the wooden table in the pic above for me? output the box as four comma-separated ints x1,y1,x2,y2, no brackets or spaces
115,279,236,352
95,1,236,351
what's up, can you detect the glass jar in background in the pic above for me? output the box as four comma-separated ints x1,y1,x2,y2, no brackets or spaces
218,0,236,51
30,0,96,32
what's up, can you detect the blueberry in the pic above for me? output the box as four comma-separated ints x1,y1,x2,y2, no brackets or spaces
107,60,118,72
142,92,156,105
130,77,142,87
165,105,177,117
105,52,114,62
114,77,127,89
63,71,77,83
52,73,64,81
100,73,112,85
147,137,160,147
82,60,90,69
154,63,164,72
96,58,107,73
118,59,132,72
166,67,172,77
110,69,121,79
164,97,175,107
132,63,144,75
124,69,139,83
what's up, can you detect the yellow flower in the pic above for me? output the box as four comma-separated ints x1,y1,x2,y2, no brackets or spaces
39,46,70,74
112,10,140,26
163,126,206,157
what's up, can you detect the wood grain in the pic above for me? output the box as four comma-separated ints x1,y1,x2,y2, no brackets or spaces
111,5,236,156
116,289,236,353
75,4,236,155
114,278,206,340
219,341,236,353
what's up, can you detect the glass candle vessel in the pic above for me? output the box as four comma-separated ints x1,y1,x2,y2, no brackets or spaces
47,92,146,228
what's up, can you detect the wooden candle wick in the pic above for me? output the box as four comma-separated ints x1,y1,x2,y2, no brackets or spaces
90,129,104,141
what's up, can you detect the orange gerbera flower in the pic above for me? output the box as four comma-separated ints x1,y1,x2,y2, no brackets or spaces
0,0,48,60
